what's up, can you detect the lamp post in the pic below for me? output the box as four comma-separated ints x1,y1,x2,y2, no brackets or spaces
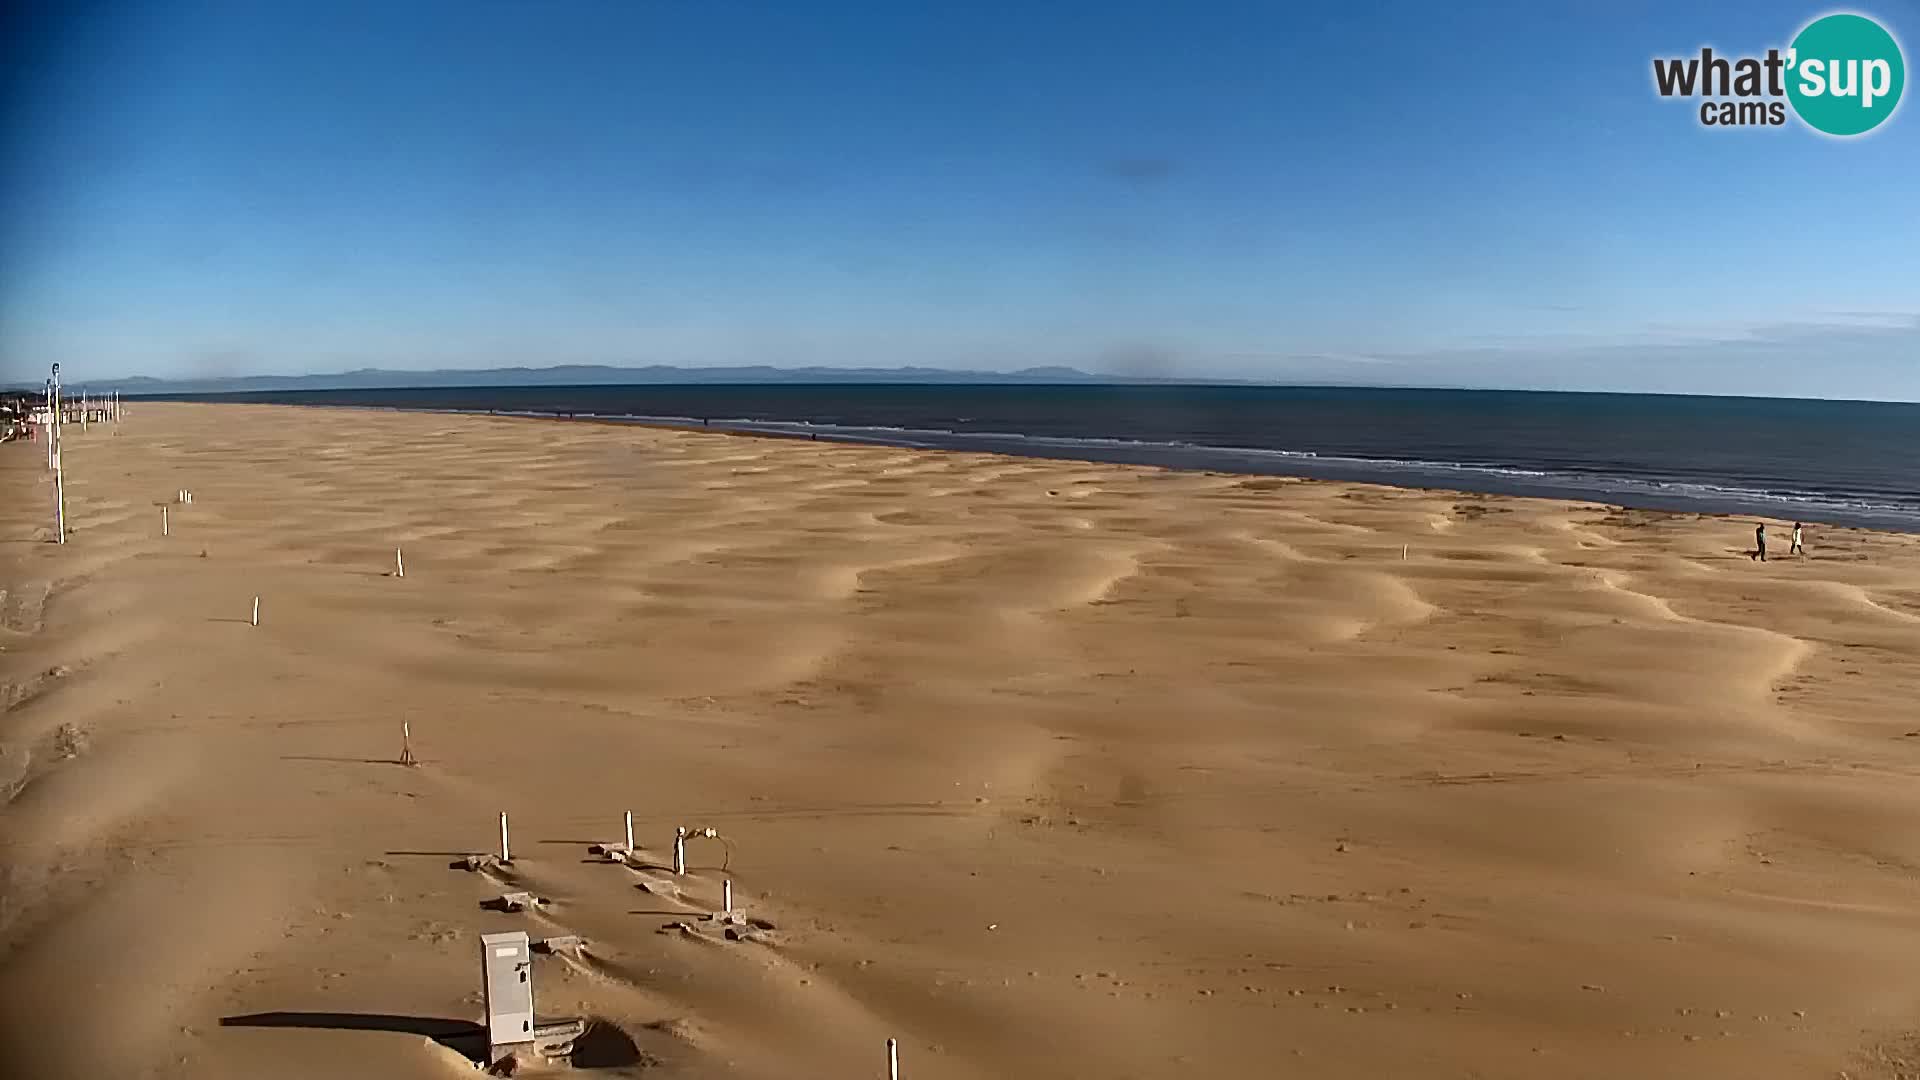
51,364,65,545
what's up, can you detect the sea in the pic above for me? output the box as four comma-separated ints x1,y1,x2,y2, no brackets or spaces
150,385,1920,532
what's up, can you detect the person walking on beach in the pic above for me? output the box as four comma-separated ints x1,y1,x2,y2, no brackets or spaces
1754,523,1767,562
1790,522,1805,556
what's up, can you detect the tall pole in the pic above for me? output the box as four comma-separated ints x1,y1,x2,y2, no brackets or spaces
51,365,65,545
45,380,54,470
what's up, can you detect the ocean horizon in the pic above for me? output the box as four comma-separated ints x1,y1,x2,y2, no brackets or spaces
140,384,1920,532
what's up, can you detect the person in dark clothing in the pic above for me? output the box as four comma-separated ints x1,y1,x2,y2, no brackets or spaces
1754,523,1767,562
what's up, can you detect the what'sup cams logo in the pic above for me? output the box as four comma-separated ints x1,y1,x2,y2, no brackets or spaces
1653,12,1905,135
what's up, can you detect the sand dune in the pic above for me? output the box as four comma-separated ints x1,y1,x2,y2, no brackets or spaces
5,403,1920,1079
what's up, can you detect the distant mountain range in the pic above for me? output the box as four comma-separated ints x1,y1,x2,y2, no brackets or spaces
28,364,1225,395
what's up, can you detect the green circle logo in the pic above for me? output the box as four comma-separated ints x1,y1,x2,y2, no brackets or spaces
1787,13,1905,136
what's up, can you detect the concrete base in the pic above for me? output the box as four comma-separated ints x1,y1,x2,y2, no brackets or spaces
532,934,585,956
484,1020,587,1073
532,1019,587,1058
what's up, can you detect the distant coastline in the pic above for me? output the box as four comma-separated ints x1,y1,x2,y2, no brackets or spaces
40,363,1238,397
35,362,1917,405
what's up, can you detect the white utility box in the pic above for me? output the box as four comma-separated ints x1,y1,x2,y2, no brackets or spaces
480,930,534,1064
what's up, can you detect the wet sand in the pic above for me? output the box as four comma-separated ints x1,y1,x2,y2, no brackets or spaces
4,402,1920,1079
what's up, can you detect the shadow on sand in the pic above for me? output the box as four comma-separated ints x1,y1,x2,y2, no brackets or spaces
219,1012,651,1071
219,1011,484,1061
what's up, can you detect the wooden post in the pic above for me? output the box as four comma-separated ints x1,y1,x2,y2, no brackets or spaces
499,811,511,863
251,596,260,626
396,547,405,578
162,506,169,536
723,879,733,915
888,1038,899,1080
624,810,633,852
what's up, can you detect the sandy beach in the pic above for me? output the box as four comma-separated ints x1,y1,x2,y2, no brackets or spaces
6,401,1920,1080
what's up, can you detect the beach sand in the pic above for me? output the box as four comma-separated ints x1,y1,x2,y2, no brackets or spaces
5,402,1920,1079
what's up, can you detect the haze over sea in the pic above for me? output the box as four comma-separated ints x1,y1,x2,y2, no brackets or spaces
150,384,1920,532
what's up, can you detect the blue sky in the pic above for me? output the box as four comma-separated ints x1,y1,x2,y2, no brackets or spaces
2,1,1916,397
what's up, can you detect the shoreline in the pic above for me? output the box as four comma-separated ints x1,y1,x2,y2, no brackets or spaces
162,398,1920,535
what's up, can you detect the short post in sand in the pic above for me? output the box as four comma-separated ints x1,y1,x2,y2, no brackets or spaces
624,811,634,853
722,879,733,917
1402,544,1408,561
396,547,405,579
251,596,260,626
500,811,512,863
400,721,417,766
162,506,169,536
888,1037,900,1079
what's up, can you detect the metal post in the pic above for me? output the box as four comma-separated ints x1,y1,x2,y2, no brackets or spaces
673,827,687,875
624,810,633,852
162,506,169,536
500,811,511,863
888,1038,899,1080
51,366,65,544
723,879,733,915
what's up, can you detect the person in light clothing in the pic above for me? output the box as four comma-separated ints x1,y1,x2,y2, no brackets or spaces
1790,522,1805,556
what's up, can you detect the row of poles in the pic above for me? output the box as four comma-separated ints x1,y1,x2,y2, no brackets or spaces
42,364,125,545
491,807,905,1073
